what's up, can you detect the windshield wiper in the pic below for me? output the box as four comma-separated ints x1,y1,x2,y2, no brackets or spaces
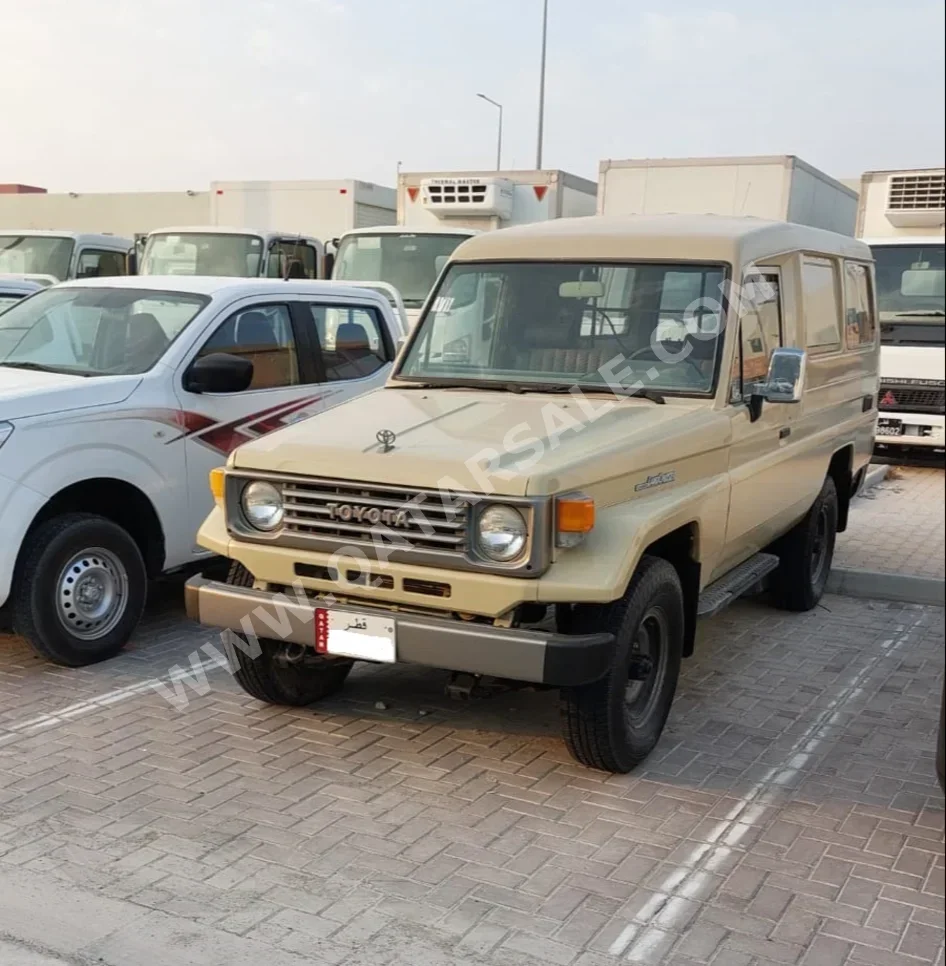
0,361,91,376
889,311,946,318
394,379,665,402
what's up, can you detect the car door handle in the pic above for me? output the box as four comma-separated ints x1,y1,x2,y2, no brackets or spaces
779,427,791,439
862,394,874,413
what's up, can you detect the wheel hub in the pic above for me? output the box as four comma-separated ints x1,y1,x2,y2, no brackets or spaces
56,549,129,641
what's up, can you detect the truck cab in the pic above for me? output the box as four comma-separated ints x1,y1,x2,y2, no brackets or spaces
865,236,945,457
138,227,324,280
331,226,478,326
0,230,132,282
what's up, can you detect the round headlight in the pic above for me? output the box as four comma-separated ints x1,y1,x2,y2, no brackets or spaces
241,481,284,531
476,505,528,562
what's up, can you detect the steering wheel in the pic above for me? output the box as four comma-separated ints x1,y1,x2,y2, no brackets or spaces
627,342,706,381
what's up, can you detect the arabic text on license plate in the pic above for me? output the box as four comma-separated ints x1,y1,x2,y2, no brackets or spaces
877,420,903,437
315,608,396,663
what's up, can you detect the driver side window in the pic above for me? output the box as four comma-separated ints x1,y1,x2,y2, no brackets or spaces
730,272,783,403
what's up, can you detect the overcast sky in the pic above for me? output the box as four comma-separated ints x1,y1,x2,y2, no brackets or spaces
3,0,944,193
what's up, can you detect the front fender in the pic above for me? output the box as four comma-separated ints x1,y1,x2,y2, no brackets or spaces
535,475,729,603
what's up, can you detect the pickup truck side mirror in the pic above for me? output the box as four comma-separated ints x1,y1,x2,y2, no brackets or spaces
127,249,138,275
748,347,806,422
184,353,253,394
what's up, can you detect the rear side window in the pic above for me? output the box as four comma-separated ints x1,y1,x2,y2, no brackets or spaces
304,304,389,382
844,261,876,348
76,249,126,278
803,258,842,353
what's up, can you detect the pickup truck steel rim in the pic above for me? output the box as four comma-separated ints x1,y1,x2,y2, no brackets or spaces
55,548,129,641
811,504,830,585
625,607,668,725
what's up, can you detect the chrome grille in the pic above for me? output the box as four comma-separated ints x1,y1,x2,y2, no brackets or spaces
280,478,470,553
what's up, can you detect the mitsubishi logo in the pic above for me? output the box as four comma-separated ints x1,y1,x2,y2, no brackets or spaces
376,429,396,452
881,390,897,406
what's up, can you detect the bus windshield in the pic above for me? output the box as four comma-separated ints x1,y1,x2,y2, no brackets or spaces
0,235,75,280
140,232,264,277
333,232,471,307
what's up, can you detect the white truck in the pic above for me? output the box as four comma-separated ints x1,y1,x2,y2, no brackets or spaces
330,169,598,325
0,276,407,667
0,230,133,283
856,168,945,457
136,181,398,281
597,155,859,235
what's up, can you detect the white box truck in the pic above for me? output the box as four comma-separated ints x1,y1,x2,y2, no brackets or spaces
857,167,945,457
597,155,858,235
330,169,597,324
209,180,397,239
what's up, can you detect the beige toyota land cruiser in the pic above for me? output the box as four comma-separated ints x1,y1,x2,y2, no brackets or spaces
185,214,880,773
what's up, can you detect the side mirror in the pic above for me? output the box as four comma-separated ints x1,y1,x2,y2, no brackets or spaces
323,251,335,279
127,250,138,275
763,347,806,404
184,352,253,394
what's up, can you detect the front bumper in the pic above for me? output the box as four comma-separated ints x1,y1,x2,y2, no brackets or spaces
185,576,614,687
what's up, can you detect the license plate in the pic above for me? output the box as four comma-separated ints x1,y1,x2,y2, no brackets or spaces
315,608,396,663
877,419,904,437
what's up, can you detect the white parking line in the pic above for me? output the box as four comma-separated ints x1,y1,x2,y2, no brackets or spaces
0,655,227,747
609,608,928,960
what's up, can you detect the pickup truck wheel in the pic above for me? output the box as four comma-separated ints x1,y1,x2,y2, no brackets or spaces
561,556,684,773
223,562,352,706
771,476,838,612
12,513,147,667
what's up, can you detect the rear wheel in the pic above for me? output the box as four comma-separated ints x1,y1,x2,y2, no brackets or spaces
224,562,352,706
771,476,838,612
561,556,684,773
12,513,147,667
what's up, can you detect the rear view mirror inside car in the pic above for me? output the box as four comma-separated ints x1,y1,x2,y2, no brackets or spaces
559,281,606,299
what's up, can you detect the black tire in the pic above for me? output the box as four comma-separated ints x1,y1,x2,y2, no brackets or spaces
561,556,684,773
12,513,147,667
771,476,838,612
223,562,352,706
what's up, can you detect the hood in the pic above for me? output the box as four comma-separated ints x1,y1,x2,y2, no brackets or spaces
232,387,727,496
881,345,946,382
0,368,140,421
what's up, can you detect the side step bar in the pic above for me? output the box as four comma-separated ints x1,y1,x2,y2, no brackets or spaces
697,552,780,618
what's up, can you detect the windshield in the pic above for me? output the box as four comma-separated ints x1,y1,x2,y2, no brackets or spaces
871,243,945,319
333,232,471,307
0,287,208,375
140,232,264,276
398,261,726,395
0,235,74,280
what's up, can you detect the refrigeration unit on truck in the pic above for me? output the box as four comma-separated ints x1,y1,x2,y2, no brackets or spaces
597,155,859,235
330,169,597,325
0,230,133,284
857,167,945,456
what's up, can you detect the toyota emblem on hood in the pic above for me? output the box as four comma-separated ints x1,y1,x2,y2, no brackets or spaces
376,429,396,452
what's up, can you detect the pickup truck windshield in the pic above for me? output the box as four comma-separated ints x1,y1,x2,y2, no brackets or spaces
334,232,470,307
398,261,726,395
872,243,945,321
0,235,74,281
141,232,264,277
0,287,208,375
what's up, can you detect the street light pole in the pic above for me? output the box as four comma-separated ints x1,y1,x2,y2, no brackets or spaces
536,0,548,169
476,93,503,171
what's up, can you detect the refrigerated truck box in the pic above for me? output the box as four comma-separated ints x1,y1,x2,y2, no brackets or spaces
597,155,858,235
209,180,397,240
397,169,597,232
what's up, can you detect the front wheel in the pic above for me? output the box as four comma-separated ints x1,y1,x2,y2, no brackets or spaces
223,562,352,706
770,476,838,612
12,513,147,666
561,556,684,773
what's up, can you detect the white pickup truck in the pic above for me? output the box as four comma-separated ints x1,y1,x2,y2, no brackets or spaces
0,276,406,666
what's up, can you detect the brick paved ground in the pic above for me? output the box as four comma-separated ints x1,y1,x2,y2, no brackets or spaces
0,587,943,966
835,467,945,580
